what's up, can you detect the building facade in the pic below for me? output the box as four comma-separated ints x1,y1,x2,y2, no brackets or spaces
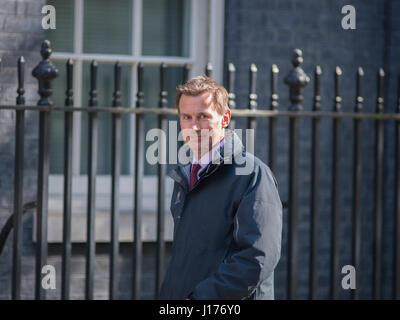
0,0,399,299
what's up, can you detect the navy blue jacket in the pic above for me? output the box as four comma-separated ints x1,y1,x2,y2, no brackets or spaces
159,130,282,300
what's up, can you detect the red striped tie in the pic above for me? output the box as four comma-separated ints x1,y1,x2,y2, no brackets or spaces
189,164,202,190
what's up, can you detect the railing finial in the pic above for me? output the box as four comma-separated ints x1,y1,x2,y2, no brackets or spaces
313,65,322,112
65,59,74,106
205,62,213,78
284,48,310,111
376,67,385,113
271,64,279,111
334,66,342,112
16,56,25,105
112,61,122,107
136,63,144,108
248,63,258,110
227,62,236,110
159,63,168,109
32,40,58,106
88,60,98,107
292,48,303,67
40,40,52,60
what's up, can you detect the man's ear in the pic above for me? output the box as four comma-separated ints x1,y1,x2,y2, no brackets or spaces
221,108,231,128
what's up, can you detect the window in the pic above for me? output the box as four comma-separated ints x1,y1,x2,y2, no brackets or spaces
43,0,225,242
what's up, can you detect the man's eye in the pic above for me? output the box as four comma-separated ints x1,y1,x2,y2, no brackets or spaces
200,114,208,119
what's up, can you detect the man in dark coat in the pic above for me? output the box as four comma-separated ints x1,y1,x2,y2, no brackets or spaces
159,76,282,300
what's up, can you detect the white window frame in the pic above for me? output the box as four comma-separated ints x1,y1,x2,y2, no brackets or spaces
44,0,225,243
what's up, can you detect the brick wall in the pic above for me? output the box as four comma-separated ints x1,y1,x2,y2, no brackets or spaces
224,0,398,299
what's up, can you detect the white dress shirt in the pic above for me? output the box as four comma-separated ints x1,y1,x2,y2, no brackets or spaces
189,137,225,181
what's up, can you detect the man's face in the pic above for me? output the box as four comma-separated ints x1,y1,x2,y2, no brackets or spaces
178,92,231,159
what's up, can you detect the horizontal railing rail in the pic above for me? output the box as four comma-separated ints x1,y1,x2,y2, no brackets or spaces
1,105,400,119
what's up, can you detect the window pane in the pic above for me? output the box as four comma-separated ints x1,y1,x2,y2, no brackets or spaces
142,0,191,57
80,63,131,175
83,0,132,55
49,60,68,174
45,0,74,52
142,65,183,175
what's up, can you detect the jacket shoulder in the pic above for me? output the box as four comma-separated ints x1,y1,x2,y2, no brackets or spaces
233,151,277,183
232,152,281,206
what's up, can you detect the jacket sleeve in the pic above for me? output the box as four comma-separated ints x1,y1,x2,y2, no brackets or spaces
189,165,283,300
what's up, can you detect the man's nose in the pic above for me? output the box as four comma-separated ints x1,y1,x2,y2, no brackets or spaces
190,119,200,130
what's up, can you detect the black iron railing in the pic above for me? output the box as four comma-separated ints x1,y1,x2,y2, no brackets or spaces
0,40,399,300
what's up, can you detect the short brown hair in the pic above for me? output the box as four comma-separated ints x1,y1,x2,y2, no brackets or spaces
175,76,229,115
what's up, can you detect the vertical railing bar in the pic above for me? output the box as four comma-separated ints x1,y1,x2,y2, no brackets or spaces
12,56,25,300
287,91,300,300
32,40,58,300
394,75,400,300
36,100,50,300
155,63,168,299
269,64,279,174
133,63,145,300
352,67,364,300
373,68,385,300
85,60,98,300
227,63,236,130
61,59,74,300
331,66,342,300
110,61,122,300
309,65,322,300
247,64,257,155
284,49,309,300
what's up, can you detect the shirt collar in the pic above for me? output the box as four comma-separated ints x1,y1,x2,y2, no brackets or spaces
192,138,225,167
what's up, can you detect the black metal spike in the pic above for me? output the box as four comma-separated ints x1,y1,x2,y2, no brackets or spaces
89,60,98,107
16,56,25,106
248,64,258,110
205,62,213,78
355,67,364,113
334,66,342,112
136,63,144,108
112,61,122,107
65,59,73,106
227,63,236,110
271,64,279,111
313,65,322,112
